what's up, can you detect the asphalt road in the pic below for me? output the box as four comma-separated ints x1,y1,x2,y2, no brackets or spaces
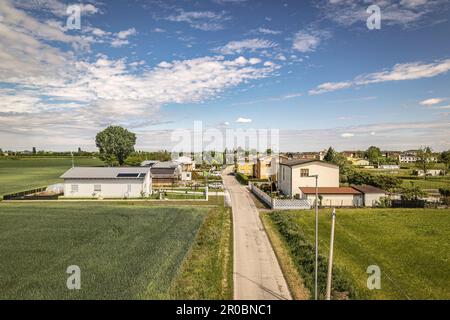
222,167,292,300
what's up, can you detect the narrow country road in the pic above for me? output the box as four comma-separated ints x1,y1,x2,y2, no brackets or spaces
222,166,292,300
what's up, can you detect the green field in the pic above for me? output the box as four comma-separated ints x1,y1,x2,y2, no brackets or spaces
0,157,104,196
0,202,228,299
264,209,450,300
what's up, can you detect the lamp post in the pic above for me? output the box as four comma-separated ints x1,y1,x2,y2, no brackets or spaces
307,174,319,300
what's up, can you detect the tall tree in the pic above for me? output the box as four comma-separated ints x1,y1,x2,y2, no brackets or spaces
324,147,335,162
366,146,382,165
440,150,450,174
416,146,433,180
95,126,136,166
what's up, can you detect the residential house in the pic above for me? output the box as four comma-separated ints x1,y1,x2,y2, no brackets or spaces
61,167,152,198
399,152,418,163
350,158,370,166
379,164,400,170
150,162,182,186
278,159,339,197
352,185,388,207
254,156,278,180
174,156,196,172
236,161,255,176
413,169,444,177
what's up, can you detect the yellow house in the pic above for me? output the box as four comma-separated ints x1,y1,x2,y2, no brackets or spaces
255,156,278,180
350,158,370,166
235,162,254,176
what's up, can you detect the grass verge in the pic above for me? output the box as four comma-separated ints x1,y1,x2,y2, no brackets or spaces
169,205,233,299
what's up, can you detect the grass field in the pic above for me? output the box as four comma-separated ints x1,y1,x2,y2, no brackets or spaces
0,157,104,196
263,208,450,300
0,202,232,299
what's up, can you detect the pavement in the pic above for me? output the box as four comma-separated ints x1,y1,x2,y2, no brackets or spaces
222,167,292,300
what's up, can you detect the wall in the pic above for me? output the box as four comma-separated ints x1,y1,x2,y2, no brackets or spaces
306,194,362,207
278,165,292,196
63,178,148,198
364,193,386,207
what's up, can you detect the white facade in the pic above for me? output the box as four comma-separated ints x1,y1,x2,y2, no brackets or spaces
61,167,152,198
304,194,362,207
278,161,339,197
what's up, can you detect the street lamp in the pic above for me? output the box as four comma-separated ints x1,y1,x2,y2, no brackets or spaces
307,174,319,300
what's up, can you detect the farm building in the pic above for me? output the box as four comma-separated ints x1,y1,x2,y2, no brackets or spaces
61,167,152,198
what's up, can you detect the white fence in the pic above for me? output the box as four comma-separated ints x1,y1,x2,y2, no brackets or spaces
249,183,311,210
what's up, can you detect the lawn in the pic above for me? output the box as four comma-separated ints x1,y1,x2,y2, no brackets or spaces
263,208,450,300
0,157,104,196
0,202,231,299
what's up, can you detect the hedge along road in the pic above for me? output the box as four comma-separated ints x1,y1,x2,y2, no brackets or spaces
222,166,292,300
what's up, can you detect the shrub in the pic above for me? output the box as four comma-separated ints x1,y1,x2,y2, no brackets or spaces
235,172,249,185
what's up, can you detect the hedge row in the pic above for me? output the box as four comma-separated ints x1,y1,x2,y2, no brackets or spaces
235,172,249,185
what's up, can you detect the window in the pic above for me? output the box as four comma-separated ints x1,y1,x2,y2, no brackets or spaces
94,185,101,192
300,169,309,177
71,185,78,193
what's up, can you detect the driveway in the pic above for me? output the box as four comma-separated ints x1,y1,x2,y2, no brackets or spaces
222,167,292,300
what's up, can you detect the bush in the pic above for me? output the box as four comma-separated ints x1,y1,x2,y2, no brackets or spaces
439,187,450,205
235,172,249,185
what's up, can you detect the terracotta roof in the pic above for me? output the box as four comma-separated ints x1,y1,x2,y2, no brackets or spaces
299,187,361,195
351,185,386,194
281,159,338,168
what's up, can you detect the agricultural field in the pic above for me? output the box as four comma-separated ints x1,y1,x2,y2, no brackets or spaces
0,157,104,196
263,208,450,300
0,202,232,300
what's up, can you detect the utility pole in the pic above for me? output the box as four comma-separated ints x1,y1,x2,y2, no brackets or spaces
326,208,336,300
71,151,74,168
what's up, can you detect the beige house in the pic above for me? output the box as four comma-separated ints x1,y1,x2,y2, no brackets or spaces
352,185,387,207
254,156,279,180
278,159,339,197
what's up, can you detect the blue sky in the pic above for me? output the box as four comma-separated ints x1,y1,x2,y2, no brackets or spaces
0,0,450,152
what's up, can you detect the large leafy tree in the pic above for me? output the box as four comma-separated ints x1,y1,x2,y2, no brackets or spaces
95,126,136,166
416,146,433,180
366,146,382,165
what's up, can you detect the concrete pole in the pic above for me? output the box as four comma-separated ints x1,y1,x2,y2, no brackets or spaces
326,208,336,300
315,176,319,300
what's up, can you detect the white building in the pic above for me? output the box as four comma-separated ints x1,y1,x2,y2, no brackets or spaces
278,159,339,197
399,153,417,163
61,167,152,198
351,185,388,207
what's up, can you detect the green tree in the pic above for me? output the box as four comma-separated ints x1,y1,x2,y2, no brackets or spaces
324,147,336,162
401,183,426,200
95,126,136,166
416,146,433,180
366,146,382,165
439,150,450,174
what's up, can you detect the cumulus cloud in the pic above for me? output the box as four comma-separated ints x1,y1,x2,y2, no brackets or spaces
310,59,450,94
215,38,278,55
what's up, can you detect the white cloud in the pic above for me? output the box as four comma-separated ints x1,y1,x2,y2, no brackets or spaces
215,38,278,55
341,133,355,138
152,28,166,33
256,27,282,35
319,0,443,27
117,28,137,39
310,59,450,94
420,98,445,105
165,10,228,31
292,31,328,53
236,117,252,123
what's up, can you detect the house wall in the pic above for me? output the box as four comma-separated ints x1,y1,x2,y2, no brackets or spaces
278,165,292,196
291,164,339,196
236,163,254,176
364,193,386,207
305,194,362,207
63,177,150,198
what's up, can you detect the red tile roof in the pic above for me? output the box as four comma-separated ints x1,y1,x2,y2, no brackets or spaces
299,187,362,195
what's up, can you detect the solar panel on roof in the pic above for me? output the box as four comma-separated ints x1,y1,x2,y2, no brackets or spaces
138,173,146,178
117,173,140,178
